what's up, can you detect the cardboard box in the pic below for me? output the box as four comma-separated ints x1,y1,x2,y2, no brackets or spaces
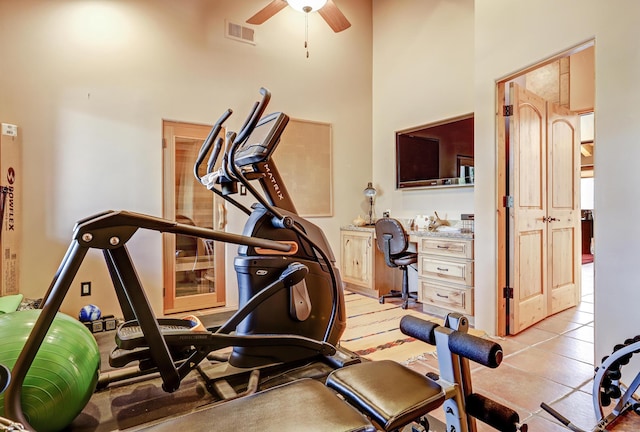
1,124,20,296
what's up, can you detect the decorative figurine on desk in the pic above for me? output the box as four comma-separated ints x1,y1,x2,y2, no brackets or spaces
414,215,429,230
428,211,450,232
352,215,366,227
363,182,377,225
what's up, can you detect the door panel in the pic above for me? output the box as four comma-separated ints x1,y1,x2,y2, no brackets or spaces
518,107,545,208
518,232,544,300
163,121,226,314
510,82,548,333
515,229,546,329
550,122,574,208
549,227,578,312
547,102,581,314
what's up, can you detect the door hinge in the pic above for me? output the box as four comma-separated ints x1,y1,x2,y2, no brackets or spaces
503,286,514,299
503,195,514,208
162,138,167,148
503,105,513,117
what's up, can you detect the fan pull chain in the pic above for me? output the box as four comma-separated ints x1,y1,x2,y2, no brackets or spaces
305,12,309,58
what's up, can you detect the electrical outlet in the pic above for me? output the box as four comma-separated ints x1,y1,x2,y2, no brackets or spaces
81,281,91,296
1,123,17,137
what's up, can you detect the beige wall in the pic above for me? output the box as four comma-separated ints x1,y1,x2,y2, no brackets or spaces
372,0,475,221
0,0,373,316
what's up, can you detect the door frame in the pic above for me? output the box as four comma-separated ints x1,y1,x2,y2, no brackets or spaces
495,40,594,336
162,120,226,314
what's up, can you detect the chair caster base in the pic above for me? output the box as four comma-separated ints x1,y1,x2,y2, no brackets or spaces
411,417,429,432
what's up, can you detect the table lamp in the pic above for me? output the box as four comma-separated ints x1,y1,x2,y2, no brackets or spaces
363,182,377,225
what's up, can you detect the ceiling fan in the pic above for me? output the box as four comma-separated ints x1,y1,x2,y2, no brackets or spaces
247,0,351,33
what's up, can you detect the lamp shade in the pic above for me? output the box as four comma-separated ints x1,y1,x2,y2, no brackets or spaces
287,0,327,13
363,182,377,198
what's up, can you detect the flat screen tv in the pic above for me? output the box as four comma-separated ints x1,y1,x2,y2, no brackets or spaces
396,113,474,189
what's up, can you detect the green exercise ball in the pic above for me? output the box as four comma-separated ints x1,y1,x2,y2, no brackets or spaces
0,309,101,432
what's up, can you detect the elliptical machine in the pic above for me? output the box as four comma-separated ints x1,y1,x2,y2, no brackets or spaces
1,88,353,430
195,90,348,368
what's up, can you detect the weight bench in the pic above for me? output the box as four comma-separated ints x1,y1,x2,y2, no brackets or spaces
138,361,445,432
137,351,467,432
137,378,376,432
326,359,445,431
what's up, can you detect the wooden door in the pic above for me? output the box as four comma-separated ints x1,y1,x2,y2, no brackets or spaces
507,83,581,333
509,82,549,333
163,121,226,314
547,102,581,314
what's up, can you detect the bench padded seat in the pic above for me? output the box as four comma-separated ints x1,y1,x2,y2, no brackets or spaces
139,378,375,432
326,360,445,431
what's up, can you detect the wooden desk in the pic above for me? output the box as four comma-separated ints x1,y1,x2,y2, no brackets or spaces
339,226,475,316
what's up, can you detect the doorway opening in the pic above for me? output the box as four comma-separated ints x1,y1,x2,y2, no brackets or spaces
496,41,595,336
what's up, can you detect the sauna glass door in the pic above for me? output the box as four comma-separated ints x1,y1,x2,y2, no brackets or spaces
163,121,225,314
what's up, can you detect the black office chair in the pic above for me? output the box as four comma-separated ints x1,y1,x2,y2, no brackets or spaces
375,218,418,310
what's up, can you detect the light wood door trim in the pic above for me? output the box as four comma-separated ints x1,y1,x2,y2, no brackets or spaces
496,82,507,336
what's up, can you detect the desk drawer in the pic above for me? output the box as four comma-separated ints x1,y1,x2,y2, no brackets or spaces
417,238,473,259
418,257,473,286
419,279,473,315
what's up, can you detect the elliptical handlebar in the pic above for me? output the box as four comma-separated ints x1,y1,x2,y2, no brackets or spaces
193,108,232,183
220,131,238,185
206,137,223,175
223,88,271,189
235,87,271,146
193,88,272,196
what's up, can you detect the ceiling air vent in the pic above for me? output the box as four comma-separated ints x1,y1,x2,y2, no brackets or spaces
225,20,255,45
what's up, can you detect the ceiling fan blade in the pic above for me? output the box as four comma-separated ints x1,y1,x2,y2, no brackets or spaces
318,0,351,33
246,0,288,25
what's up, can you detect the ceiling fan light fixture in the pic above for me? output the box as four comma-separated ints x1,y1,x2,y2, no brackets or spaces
287,0,327,13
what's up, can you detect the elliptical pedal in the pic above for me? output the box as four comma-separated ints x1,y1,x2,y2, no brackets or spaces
109,346,152,368
116,318,199,350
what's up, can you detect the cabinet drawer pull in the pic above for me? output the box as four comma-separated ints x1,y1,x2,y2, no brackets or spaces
436,267,449,272
436,293,449,299
436,245,450,249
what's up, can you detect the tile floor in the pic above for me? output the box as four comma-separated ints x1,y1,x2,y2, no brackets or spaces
406,262,640,431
